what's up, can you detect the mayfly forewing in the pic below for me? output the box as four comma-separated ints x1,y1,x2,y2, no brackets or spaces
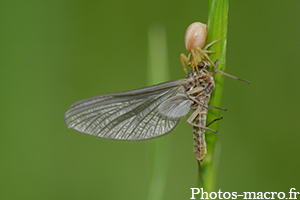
64,79,190,140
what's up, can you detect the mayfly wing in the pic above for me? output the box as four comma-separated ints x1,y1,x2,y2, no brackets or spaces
64,79,191,140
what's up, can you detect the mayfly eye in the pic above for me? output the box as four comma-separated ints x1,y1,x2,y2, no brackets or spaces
184,22,207,53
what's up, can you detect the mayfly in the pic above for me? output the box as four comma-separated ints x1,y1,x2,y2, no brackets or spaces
64,22,248,165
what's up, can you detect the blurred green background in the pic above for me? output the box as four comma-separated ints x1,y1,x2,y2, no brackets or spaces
1,0,300,199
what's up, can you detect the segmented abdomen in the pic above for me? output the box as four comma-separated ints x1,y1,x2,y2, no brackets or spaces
192,94,210,162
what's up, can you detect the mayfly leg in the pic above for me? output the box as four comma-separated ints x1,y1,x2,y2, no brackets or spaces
206,115,223,127
211,59,249,84
209,105,227,111
215,70,250,84
188,95,227,112
188,96,210,110
187,121,218,134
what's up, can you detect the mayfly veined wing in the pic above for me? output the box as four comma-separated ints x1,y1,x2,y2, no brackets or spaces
64,79,190,140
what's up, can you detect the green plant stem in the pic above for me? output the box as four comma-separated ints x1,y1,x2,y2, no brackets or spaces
146,24,170,200
198,0,229,192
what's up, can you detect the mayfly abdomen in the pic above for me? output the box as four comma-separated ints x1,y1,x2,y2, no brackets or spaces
192,95,210,162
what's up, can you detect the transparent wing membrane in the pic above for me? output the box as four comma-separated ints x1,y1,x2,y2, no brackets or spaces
158,94,191,118
64,79,189,140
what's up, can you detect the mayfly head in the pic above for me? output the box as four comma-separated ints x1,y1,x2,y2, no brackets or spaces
186,60,211,78
198,60,210,70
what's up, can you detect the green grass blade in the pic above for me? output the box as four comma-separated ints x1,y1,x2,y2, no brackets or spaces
198,0,229,192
